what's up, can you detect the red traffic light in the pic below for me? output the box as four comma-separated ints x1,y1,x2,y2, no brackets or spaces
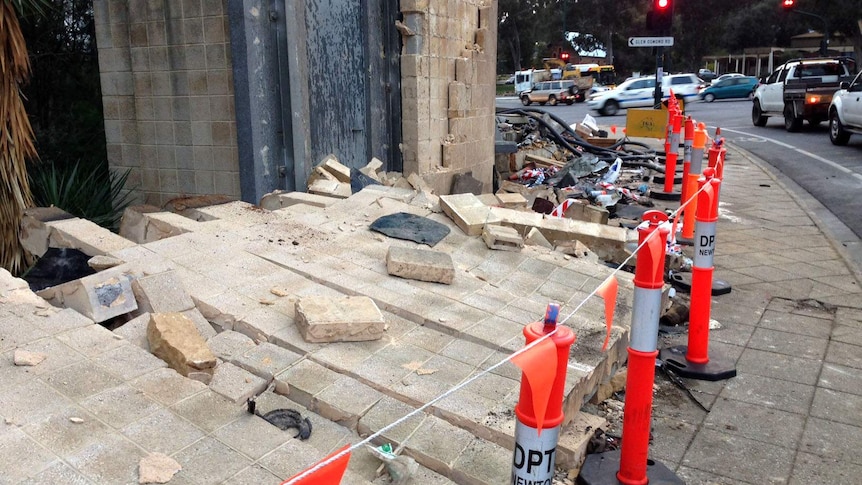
782,0,795,9
657,0,670,9
648,0,674,31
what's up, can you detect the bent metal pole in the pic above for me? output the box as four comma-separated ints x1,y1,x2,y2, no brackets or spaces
579,211,683,485
661,169,737,381
511,305,575,485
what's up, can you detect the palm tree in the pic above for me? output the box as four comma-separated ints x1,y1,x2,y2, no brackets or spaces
0,0,42,275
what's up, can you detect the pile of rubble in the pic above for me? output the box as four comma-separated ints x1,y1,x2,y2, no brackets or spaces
9,148,656,483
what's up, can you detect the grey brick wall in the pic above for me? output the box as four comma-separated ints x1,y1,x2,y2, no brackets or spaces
94,0,239,207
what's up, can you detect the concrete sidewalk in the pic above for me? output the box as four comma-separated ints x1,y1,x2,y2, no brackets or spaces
1,139,860,485
644,143,862,485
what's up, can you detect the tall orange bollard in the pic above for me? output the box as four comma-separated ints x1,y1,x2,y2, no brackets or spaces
511,305,575,484
654,107,682,201
661,169,737,381
579,212,684,485
679,116,695,211
678,122,707,245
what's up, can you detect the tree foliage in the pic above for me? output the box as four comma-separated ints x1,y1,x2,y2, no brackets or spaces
498,0,862,79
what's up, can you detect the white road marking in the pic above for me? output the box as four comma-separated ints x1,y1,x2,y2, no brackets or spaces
716,127,862,182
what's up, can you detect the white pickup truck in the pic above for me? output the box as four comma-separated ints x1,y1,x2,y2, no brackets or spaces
752,57,855,132
829,70,862,145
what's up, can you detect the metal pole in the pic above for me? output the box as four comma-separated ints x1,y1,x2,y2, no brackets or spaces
654,46,663,109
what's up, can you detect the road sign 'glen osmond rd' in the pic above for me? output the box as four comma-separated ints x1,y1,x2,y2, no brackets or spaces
628,36,674,48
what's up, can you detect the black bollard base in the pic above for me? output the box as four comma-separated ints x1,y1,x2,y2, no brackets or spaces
660,345,737,381
651,190,681,201
669,272,732,295
653,174,684,185
578,450,685,485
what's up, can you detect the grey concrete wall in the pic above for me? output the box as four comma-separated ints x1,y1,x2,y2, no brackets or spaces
94,0,239,207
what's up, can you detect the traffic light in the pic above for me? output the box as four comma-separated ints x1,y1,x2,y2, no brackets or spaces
646,0,674,32
782,0,796,10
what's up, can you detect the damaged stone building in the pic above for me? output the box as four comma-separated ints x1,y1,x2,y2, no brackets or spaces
93,0,498,206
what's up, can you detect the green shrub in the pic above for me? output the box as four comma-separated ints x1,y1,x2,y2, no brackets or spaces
29,159,135,232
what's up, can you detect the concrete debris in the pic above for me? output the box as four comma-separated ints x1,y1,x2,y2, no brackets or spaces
295,296,385,343
525,227,555,249
13,349,47,366
482,224,524,251
386,246,455,284
147,312,217,383
87,255,124,271
555,240,592,258
317,154,352,183
138,452,182,484
36,264,139,323
308,179,352,199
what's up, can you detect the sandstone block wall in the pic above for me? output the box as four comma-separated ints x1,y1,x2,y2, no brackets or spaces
399,0,498,195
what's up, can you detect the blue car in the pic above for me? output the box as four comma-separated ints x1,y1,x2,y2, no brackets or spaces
698,76,759,102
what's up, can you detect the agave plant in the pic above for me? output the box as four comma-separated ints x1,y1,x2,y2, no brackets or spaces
29,160,135,232
0,0,42,275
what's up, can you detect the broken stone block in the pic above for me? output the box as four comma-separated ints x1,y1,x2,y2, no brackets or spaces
440,193,501,236
386,246,454,285
147,312,217,383
307,165,338,185
19,207,75,257
359,157,384,182
295,296,385,343
318,154,351,183
409,190,441,213
36,265,139,323
131,270,195,314
563,200,610,225
539,217,632,264
555,240,592,258
48,217,137,256
138,452,182,484
308,179,351,199
525,228,554,249
139,212,201,243
476,193,500,206
495,192,527,209
482,224,524,251
259,190,338,211
118,205,162,243
208,361,268,403
87,255,124,271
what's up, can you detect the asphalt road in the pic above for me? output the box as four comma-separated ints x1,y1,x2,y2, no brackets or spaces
496,96,862,243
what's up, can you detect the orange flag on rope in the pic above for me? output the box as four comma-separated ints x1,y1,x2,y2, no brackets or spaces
596,277,619,352
283,445,351,485
511,337,557,435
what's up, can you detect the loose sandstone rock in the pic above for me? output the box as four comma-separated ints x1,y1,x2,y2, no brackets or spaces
13,349,47,366
295,296,385,343
138,452,181,484
147,313,216,380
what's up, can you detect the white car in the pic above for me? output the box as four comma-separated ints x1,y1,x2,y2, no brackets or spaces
586,74,703,116
828,70,862,145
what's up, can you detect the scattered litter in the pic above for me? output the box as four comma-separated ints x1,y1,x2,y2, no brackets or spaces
367,443,419,485
69,417,84,424
247,398,312,440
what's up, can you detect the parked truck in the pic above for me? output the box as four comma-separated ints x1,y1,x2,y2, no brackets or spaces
514,59,597,102
752,57,856,132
